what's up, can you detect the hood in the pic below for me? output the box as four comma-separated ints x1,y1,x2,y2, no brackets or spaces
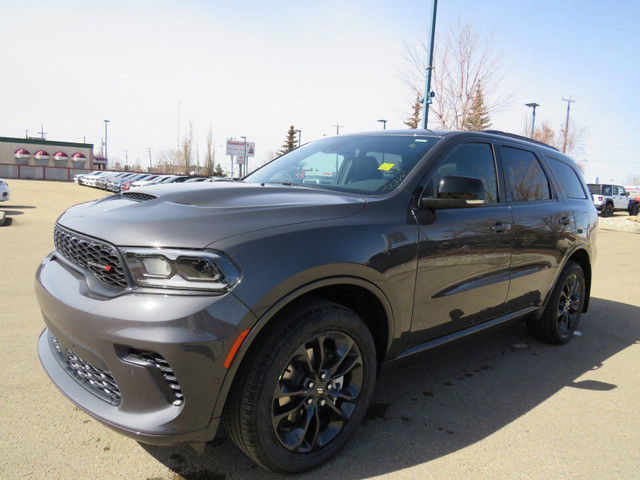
58,182,366,248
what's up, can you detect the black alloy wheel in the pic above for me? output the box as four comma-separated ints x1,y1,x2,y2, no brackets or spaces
630,204,639,216
556,273,582,336
527,261,585,344
223,298,376,473
272,331,363,453
602,203,614,217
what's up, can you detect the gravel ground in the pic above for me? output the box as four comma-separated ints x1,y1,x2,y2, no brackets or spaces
597,212,640,233
1,180,639,480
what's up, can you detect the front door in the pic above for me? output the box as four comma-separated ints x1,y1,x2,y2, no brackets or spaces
410,141,513,345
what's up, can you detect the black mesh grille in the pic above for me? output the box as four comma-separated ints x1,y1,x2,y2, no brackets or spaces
121,192,157,201
52,336,122,406
53,225,128,287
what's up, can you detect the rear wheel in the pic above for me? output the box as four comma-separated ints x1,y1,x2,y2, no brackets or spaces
223,298,377,473
602,203,614,217
527,262,585,344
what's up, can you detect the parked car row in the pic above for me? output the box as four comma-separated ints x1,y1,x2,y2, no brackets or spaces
74,171,212,193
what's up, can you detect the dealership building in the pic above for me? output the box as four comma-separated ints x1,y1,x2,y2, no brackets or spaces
0,136,103,181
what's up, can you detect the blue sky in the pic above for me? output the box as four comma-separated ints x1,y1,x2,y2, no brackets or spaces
1,0,638,183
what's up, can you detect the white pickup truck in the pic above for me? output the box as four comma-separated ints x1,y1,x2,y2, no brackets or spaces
587,183,639,217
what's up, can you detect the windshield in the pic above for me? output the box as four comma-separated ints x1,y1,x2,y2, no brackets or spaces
244,135,439,195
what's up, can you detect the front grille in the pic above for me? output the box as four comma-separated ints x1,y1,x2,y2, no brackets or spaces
52,336,122,405
54,225,128,287
121,192,156,201
127,349,184,406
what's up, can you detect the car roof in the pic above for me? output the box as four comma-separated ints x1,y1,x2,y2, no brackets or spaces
339,128,561,154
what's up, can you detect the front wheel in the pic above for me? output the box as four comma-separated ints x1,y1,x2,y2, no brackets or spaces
629,204,639,216
223,298,377,473
527,262,585,344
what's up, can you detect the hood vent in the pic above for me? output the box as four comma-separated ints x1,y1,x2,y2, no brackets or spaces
121,192,157,201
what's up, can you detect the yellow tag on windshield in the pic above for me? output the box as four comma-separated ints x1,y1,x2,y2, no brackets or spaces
378,163,395,171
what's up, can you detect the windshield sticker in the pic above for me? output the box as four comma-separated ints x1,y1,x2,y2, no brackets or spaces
378,163,395,171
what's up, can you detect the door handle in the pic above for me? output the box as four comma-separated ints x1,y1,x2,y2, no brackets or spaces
559,217,572,225
491,223,511,233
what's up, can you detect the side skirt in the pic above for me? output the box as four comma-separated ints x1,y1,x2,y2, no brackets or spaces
390,306,540,362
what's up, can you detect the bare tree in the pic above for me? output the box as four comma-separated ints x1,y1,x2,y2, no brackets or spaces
204,126,215,176
181,121,194,175
522,118,587,172
625,174,640,185
403,19,510,130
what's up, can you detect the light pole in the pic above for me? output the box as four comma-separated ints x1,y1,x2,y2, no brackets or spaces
525,103,539,138
294,129,302,147
103,120,110,162
377,119,387,130
241,136,247,176
421,0,438,129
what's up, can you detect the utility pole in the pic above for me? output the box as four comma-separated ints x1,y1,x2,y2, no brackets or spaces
294,129,302,147
377,119,387,130
177,100,181,149
147,147,153,172
421,0,439,129
562,96,575,153
38,125,47,139
103,120,110,163
125,149,128,166
241,136,247,177
334,123,343,135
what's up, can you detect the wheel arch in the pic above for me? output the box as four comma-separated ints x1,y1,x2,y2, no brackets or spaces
543,247,592,313
210,276,395,421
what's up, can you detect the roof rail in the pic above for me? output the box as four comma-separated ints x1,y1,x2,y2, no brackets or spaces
482,130,560,151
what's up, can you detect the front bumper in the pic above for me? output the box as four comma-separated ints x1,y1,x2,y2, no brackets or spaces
36,252,256,445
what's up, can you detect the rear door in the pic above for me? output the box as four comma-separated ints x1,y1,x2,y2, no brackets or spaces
496,143,573,311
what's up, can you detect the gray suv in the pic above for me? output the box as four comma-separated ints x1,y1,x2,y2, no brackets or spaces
37,130,597,473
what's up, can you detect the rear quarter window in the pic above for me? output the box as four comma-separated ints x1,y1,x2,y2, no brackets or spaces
546,157,588,199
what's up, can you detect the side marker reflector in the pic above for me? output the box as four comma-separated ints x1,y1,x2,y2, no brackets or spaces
224,328,250,368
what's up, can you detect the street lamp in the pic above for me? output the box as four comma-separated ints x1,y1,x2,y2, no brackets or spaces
103,120,110,163
525,103,539,138
240,136,247,176
294,129,302,147
377,119,387,130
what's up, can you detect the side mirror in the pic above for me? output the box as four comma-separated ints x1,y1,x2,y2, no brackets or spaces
421,175,486,209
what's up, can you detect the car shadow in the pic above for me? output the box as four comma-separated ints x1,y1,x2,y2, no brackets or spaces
140,296,639,479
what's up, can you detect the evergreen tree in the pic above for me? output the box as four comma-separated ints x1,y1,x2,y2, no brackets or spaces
404,92,422,129
212,162,225,177
462,82,492,131
279,126,297,155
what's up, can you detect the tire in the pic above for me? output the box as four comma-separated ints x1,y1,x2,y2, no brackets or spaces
601,203,614,217
527,261,585,345
630,204,639,216
222,298,377,473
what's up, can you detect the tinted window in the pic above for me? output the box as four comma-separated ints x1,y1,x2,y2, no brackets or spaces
612,186,619,195
587,184,600,194
425,143,498,203
602,185,612,195
546,157,587,199
501,147,550,202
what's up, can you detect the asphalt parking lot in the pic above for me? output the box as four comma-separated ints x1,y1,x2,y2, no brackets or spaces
1,179,639,480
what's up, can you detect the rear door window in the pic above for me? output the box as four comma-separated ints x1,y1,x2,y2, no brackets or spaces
500,146,551,202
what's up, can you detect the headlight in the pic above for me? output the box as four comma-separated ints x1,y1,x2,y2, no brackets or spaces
121,248,241,292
